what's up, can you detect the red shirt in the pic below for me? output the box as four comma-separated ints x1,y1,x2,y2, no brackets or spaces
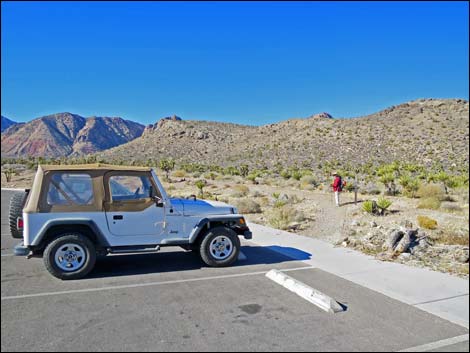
332,176,342,192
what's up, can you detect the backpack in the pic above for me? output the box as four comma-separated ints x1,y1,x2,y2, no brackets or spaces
337,176,343,191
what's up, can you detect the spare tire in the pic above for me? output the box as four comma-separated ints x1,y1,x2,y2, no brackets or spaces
9,191,29,239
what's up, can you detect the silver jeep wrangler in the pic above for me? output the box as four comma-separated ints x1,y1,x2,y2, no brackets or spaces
10,164,252,280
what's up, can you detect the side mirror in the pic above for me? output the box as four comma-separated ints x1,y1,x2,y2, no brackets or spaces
153,196,164,207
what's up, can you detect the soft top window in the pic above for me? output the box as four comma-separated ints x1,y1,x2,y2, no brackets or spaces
109,174,157,201
47,173,94,206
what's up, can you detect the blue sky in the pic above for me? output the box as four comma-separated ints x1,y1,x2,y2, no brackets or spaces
1,1,468,125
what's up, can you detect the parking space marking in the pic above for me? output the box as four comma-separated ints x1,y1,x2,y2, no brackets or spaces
1,266,314,301
397,334,469,352
1,254,13,257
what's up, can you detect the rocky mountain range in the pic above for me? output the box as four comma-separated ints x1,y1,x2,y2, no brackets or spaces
97,99,469,171
2,99,468,171
1,113,145,157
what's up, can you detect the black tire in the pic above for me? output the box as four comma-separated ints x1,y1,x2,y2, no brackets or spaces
9,191,29,239
43,233,96,280
199,226,240,267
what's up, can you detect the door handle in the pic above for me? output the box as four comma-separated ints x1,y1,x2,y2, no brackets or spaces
113,215,123,220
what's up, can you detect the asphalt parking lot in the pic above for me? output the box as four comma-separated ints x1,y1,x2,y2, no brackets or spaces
1,190,469,352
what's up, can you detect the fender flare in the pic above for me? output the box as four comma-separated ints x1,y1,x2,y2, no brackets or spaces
31,219,111,247
188,216,246,244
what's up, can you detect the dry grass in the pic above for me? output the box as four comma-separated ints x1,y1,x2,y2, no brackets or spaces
234,199,262,214
417,215,438,229
417,184,445,200
431,232,469,246
417,197,441,210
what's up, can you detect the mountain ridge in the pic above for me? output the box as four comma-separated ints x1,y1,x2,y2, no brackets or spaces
1,113,145,157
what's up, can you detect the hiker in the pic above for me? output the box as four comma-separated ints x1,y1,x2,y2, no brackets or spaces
331,172,346,207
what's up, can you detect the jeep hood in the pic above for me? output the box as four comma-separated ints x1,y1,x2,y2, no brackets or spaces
169,198,236,216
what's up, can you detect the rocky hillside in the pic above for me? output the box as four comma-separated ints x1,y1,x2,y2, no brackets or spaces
98,99,469,170
1,116,20,132
1,113,145,157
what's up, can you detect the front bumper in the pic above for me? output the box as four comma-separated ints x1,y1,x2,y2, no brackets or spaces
243,230,253,240
14,242,30,256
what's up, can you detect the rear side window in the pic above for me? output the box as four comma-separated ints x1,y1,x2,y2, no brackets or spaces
109,175,156,201
47,173,94,206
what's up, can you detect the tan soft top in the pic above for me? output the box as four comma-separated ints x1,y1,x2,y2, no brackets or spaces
25,164,155,213
38,163,152,172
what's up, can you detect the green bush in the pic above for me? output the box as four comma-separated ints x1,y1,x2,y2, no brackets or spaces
417,215,438,230
399,175,420,198
376,197,392,214
362,200,375,214
417,197,441,210
280,170,291,179
291,170,302,181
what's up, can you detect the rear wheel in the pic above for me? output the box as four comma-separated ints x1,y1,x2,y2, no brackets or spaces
44,233,96,280
9,191,29,239
199,226,240,267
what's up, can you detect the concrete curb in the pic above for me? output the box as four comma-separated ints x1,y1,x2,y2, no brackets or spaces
266,269,344,314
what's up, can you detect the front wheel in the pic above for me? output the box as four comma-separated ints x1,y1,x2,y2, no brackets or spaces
199,226,240,267
43,233,96,280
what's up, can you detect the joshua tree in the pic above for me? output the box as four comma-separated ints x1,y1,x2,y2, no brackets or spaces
3,168,16,182
239,164,249,178
195,179,207,198
159,158,175,181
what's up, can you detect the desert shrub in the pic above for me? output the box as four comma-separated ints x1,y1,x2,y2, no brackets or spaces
274,199,287,208
300,175,317,190
417,197,441,210
365,188,381,195
195,179,207,198
234,199,262,214
377,197,392,215
417,184,445,200
431,231,469,246
455,187,469,204
344,182,355,192
417,215,438,230
246,174,258,184
258,196,270,206
2,168,17,182
399,175,420,198
239,164,249,177
440,202,462,213
159,158,175,180
291,170,302,181
267,206,305,230
204,172,217,180
232,184,249,197
280,170,291,179
250,190,264,198
173,170,186,178
362,200,375,214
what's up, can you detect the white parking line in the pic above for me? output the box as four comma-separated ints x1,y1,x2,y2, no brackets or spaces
1,254,14,257
1,188,25,191
397,334,469,352
1,266,314,301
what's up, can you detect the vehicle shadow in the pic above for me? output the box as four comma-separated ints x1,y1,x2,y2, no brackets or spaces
89,245,311,279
